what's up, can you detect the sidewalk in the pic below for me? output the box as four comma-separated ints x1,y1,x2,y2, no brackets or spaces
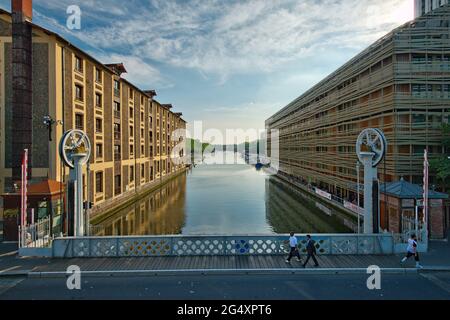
1,237,449,277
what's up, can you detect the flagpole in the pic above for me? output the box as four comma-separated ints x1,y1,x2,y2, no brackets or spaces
423,149,429,239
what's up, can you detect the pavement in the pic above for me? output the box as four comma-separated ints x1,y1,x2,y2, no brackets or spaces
0,236,449,300
0,235,450,277
1,272,450,300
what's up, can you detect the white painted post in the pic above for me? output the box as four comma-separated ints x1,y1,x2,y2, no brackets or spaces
72,153,86,237
356,161,361,234
360,152,377,234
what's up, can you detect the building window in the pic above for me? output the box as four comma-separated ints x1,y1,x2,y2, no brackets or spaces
75,56,83,72
114,80,120,97
114,123,121,140
114,102,121,118
95,172,103,194
150,146,153,157
75,114,84,130
129,107,134,119
141,96,144,105
130,166,134,183
141,164,145,178
75,84,84,101
130,126,134,137
95,68,102,83
129,88,134,99
141,112,144,122
141,128,144,137
130,144,134,156
114,175,121,196
114,145,121,161
141,145,144,155
96,143,103,158
96,118,102,133
95,93,102,108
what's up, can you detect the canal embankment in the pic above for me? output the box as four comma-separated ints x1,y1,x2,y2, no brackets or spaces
90,168,188,225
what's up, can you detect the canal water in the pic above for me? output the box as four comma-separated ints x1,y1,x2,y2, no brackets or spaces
93,152,356,236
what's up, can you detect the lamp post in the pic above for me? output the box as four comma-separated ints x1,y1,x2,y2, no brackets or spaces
356,160,361,234
43,115,63,141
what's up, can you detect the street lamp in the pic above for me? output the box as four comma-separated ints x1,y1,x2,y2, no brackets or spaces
43,115,63,141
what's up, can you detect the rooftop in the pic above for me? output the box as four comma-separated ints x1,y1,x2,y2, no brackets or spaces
381,178,448,200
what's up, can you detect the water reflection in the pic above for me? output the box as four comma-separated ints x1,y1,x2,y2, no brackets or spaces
265,177,354,234
94,152,355,236
94,175,187,236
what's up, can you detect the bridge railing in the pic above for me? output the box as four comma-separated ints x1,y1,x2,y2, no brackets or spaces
52,233,403,258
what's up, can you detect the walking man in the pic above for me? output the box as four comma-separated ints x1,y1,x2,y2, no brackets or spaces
303,235,319,268
286,232,302,263
400,234,423,269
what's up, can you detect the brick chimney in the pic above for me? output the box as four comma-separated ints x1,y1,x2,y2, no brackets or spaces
11,0,33,183
12,0,33,22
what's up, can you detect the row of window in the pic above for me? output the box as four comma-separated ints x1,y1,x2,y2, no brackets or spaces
95,161,175,195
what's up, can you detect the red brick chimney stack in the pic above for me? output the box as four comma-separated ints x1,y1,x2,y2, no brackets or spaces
11,0,33,22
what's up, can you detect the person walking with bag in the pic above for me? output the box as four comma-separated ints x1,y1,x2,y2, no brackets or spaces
285,232,302,263
303,235,319,268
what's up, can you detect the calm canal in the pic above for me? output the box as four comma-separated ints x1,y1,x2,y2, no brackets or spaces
93,152,356,236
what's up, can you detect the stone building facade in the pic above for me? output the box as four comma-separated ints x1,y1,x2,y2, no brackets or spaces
0,3,187,222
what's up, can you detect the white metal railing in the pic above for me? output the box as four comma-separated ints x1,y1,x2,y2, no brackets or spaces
52,233,400,258
18,217,54,248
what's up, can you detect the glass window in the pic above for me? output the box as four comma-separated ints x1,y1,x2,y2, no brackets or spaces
130,166,134,182
75,56,83,72
96,144,103,158
75,84,84,101
96,118,102,133
95,93,102,108
75,114,84,130
95,172,103,193
95,68,102,83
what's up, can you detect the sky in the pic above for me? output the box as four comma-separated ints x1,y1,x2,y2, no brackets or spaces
0,0,415,143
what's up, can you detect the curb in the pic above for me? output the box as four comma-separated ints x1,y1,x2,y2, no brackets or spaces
420,267,450,272
27,267,419,278
0,271,31,277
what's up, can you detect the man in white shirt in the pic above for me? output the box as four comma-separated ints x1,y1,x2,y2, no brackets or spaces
286,232,302,263
401,234,423,269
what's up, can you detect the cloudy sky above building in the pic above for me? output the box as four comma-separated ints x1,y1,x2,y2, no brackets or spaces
0,0,415,143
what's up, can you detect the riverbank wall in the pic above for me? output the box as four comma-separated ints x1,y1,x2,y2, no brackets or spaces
90,168,188,225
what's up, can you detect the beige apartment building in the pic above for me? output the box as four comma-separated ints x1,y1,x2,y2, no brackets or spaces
0,3,187,229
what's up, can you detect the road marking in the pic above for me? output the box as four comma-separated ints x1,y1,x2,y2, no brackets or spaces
0,278,25,296
0,251,18,258
0,266,21,274
420,273,450,294
284,281,315,300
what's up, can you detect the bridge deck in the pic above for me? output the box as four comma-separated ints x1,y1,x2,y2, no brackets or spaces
32,254,411,273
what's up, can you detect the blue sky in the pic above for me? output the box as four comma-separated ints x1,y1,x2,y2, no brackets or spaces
0,0,414,143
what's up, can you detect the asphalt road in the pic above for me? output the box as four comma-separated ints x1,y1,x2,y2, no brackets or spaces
1,272,449,300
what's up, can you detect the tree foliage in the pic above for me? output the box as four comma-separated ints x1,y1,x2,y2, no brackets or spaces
430,123,450,192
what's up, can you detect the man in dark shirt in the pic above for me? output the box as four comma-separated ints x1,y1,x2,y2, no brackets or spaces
303,235,319,268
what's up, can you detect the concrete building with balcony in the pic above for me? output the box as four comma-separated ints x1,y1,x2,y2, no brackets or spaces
0,1,187,238
266,5,450,234
415,0,449,17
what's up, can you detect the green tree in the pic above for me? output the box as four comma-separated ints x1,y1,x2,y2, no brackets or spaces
430,123,450,192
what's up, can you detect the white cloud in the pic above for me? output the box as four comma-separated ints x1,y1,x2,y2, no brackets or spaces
94,53,172,89
56,0,413,80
